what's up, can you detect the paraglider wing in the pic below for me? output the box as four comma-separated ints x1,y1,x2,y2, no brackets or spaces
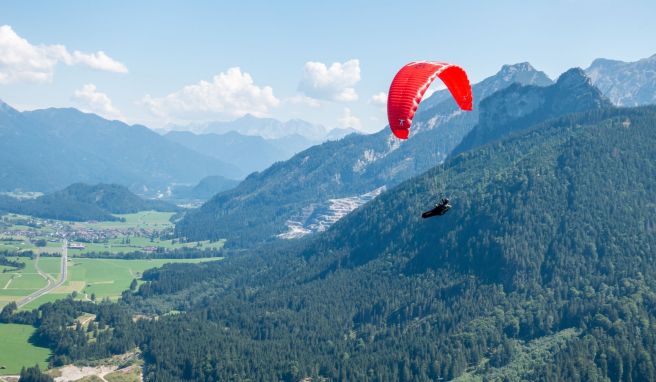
387,61,472,139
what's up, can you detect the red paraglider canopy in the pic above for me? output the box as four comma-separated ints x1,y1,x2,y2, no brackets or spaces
387,61,473,139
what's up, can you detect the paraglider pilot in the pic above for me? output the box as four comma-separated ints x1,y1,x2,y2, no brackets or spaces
421,198,451,219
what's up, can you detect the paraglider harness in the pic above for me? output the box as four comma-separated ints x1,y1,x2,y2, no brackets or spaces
421,198,451,219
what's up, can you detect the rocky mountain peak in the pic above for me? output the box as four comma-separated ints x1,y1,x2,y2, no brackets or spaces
499,62,537,75
452,67,611,156
585,53,656,106
555,67,591,88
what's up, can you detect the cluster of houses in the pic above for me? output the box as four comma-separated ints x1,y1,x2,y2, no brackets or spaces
2,215,167,253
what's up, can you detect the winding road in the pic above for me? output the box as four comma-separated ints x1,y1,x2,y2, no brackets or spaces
16,240,68,308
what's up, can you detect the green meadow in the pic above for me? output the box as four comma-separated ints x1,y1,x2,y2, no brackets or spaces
0,323,51,375
74,210,175,230
67,237,225,256
0,257,50,309
18,257,221,309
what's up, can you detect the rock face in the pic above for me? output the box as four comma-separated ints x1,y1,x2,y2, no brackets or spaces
452,68,612,156
586,54,656,106
420,62,552,112
277,186,386,239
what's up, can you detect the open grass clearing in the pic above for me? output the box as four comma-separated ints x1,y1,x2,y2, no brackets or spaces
73,211,175,231
14,257,221,309
67,258,218,299
34,256,61,279
18,293,72,311
0,323,51,375
3,273,46,290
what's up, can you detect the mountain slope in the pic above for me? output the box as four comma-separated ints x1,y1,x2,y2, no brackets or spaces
452,68,612,155
0,105,241,192
0,183,178,221
114,106,656,381
586,53,656,106
176,63,553,244
171,175,240,201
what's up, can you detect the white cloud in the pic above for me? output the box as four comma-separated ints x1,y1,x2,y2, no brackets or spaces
285,94,321,108
63,51,128,73
338,107,362,129
370,91,387,106
73,83,122,120
299,59,360,102
142,67,279,123
0,25,127,84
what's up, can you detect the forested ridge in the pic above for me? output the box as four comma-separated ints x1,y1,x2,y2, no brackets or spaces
3,106,656,381
0,183,178,221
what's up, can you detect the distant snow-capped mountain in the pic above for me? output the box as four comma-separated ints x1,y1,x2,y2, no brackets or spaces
167,114,339,141
586,53,656,106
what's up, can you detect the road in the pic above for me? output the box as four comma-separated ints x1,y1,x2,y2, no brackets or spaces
16,240,68,309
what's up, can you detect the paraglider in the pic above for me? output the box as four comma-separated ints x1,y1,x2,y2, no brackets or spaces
387,61,472,139
387,61,473,217
421,198,452,219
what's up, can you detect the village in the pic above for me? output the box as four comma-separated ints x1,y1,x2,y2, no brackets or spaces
0,212,220,255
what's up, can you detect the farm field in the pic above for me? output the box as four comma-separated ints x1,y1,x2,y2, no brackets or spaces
67,237,225,255
16,257,222,310
0,323,51,375
0,238,35,252
1,252,221,309
0,256,51,308
73,211,176,230
70,257,219,299
1,211,225,309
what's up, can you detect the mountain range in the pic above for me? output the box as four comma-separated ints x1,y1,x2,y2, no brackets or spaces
0,105,241,193
452,68,611,155
164,130,322,176
173,63,557,245
166,114,355,141
586,53,656,106
177,54,656,245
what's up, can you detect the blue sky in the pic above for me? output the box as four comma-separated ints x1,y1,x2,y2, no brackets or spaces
1,0,655,133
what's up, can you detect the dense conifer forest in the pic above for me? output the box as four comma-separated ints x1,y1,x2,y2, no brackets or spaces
4,106,656,381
